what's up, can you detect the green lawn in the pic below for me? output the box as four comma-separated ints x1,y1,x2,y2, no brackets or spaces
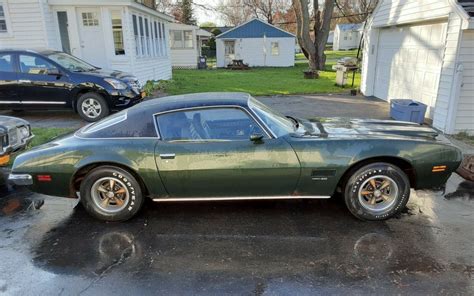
165,50,360,96
30,128,75,147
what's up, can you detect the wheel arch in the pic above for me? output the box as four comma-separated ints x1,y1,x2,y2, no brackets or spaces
336,156,416,193
70,162,150,199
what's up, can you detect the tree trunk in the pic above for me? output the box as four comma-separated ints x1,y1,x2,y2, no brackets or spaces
293,0,334,71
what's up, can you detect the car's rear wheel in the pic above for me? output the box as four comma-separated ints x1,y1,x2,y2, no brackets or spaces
344,162,410,221
80,166,144,221
77,92,109,122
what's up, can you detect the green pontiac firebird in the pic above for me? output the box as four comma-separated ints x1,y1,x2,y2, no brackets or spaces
9,93,462,221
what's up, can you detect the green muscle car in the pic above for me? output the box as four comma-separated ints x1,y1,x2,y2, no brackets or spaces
9,93,462,221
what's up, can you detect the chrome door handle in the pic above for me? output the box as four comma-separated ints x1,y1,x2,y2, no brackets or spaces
159,153,175,159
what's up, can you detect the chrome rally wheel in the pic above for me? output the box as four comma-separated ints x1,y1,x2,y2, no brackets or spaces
344,162,410,221
91,177,130,214
358,175,399,212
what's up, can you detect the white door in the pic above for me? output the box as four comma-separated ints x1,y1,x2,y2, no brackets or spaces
77,8,107,68
374,22,447,119
224,41,235,65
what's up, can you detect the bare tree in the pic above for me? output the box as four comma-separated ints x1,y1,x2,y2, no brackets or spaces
217,0,254,26
333,0,378,24
293,0,334,71
242,0,290,24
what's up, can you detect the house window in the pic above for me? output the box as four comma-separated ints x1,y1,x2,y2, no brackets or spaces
144,18,151,56
82,12,99,26
138,16,145,55
154,21,161,56
171,30,183,48
0,4,8,32
111,11,125,55
161,22,167,56
132,15,139,55
171,30,193,49
271,42,279,55
184,30,193,48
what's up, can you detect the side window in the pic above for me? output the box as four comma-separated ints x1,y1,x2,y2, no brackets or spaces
0,54,13,72
19,55,57,75
156,108,266,141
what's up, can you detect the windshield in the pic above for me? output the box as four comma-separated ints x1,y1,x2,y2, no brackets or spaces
47,52,97,72
249,98,295,137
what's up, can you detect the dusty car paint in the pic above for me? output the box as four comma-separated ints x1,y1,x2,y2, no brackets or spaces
10,93,462,200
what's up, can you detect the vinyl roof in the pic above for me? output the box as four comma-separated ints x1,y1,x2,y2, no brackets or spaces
217,19,294,39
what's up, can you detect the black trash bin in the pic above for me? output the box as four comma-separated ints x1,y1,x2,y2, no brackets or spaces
197,56,207,69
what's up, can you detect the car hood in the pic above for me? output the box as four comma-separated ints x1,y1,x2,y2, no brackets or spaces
300,118,439,140
80,68,137,82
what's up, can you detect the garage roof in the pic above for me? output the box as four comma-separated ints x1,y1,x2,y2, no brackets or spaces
458,0,474,16
216,19,294,39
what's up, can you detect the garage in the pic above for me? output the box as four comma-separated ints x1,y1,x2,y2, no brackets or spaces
373,22,447,119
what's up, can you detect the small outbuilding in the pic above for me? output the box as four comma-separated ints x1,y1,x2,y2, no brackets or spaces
169,22,212,68
333,23,363,50
361,0,474,135
216,19,295,68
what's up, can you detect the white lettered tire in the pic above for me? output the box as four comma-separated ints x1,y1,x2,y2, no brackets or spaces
80,166,144,221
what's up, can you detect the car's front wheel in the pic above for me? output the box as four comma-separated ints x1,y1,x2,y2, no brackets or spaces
80,166,144,221
344,162,410,221
77,92,110,122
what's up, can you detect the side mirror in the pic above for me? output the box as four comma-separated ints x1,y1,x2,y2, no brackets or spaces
250,133,264,143
47,68,62,77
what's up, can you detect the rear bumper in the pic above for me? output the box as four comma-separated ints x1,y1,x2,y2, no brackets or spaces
8,173,33,186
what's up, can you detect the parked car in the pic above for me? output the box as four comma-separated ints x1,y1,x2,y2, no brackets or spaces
0,49,144,122
9,93,462,222
0,116,33,166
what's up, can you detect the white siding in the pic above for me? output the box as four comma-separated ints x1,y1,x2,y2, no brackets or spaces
39,0,60,49
372,0,454,27
454,29,474,134
0,0,49,49
333,28,361,51
170,48,198,68
217,37,295,67
433,14,463,132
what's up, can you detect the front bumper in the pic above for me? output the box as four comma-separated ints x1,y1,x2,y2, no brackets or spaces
8,173,33,186
109,88,145,109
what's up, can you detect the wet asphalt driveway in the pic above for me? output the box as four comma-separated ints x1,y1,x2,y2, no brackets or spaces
0,172,473,295
0,94,473,294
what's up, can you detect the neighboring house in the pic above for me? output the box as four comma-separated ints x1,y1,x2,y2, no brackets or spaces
169,22,211,68
361,0,474,135
0,0,173,83
333,23,363,50
216,19,295,68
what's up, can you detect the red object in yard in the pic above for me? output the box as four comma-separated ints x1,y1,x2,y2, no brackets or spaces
37,175,52,182
456,155,474,181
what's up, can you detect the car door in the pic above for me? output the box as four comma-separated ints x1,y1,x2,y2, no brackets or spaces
0,52,21,109
154,106,301,197
17,54,72,108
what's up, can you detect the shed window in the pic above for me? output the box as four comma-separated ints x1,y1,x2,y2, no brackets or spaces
82,12,99,26
111,11,125,55
184,30,193,48
271,42,279,55
0,4,8,32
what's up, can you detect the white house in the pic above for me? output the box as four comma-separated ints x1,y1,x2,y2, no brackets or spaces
0,0,173,83
216,19,295,68
333,23,363,50
361,0,474,135
169,22,211,68
327,31,334,44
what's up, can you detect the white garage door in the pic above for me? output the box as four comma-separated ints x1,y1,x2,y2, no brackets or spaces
374,22,447,118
